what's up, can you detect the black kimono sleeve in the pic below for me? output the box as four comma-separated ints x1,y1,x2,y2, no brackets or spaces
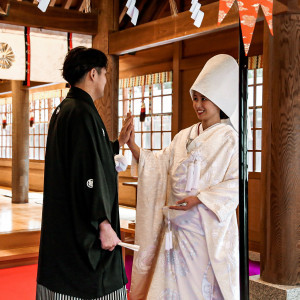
67,112,117,269
110,140,120,155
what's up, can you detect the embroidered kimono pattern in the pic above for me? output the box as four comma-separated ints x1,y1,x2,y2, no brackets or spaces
130,123,239,300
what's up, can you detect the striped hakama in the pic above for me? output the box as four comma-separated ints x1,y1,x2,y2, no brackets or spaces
36,284,127,300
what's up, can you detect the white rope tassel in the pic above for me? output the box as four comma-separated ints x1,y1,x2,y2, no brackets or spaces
185,162,195,192
191,159,201,190
165,210,173,251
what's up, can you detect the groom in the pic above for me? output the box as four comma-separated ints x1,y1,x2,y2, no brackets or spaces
37,47,133,300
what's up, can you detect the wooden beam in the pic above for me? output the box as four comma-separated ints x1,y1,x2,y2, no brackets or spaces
136,0,148,16
78,0,86,12
138,0,161,24
109,1,243,55
62,0,73,10
119,0,148,29
172,41,182,138
0,81,66,95
0,81,11,94
169,0,178,16
175,0,184,13
152,0,170,20
0,0,9,15
49,0,57,7
0,1,97,35
93,0,119,140
120,61,172,78
119,5,128,24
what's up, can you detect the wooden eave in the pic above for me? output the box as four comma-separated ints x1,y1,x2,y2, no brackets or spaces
110,1,264,55
0,1,98,35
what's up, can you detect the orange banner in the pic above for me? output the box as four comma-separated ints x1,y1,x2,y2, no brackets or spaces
218,0,273,55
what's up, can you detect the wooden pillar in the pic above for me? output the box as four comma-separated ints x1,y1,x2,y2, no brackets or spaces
172,41,182,138
261,0,300,285
92,0,119,140
11,81,29,204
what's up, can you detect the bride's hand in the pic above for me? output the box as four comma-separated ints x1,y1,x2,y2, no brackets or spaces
127,125,135,146
169,196,201,211
123,112,140,161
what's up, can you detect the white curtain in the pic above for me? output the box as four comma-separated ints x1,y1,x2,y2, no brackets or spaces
72,33,92,49
30,28,67,83
0,24,26,81
0,24,93,83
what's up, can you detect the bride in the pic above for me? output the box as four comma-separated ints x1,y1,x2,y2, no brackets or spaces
124,54,240,300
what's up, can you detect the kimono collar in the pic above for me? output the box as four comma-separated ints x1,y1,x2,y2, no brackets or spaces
190,122,222,140
67,87,96,109
186,122,224,152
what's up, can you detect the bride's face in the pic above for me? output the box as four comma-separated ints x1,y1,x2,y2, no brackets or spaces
192,91,220,122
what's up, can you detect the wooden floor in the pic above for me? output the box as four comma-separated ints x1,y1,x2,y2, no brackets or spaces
0,187,43,268
0,187,42,234
0,186,136,268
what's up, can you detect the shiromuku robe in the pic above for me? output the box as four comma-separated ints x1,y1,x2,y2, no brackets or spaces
37,87,127,298
130,123,239,300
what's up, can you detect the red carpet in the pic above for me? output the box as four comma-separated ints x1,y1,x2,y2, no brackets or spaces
0,258,259,299
0,256,133,300
0,264,37,300
125,255,133,290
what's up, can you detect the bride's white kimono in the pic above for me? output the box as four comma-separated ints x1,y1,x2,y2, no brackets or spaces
130,123,239,300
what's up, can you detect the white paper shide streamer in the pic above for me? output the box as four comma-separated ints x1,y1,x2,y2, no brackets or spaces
190,0,204,28
37,0,50,13
126,0,139,26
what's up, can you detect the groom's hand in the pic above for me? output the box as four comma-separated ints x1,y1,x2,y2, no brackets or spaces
99,220,121,251
118,112,133,147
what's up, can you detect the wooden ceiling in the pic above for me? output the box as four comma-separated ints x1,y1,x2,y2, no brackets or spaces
14,0,88,12
0,0,98,34
0,0,218,30
119,0,217,30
